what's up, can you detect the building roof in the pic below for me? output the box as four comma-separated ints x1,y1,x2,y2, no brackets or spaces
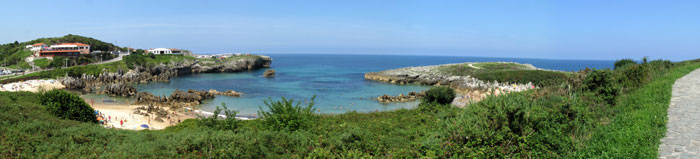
32,43,45,46
56,43,89,46
40,50,81,53
149,48,171,51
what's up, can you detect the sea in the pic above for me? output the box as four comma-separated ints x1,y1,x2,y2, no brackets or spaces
85,54,614,116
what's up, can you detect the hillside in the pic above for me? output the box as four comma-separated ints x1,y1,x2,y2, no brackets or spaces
0,34,125,69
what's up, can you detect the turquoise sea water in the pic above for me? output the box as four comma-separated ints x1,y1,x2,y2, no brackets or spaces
128,54,613,116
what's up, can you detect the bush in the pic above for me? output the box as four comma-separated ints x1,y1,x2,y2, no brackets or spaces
258,96,317,131
124,54,147,69
440,91,593,158
197,103,241,131
583,69,620,105
423,86,456,105
475,70,569,87
40,90,96,123
615,64,648,90
417,102,451,113
614,58,636,69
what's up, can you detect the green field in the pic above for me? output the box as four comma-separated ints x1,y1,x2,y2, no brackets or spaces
32,58,50,68
439,62,569,86
0,58,696,158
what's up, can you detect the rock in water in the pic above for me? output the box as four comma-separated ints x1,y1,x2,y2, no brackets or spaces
263,69,275,78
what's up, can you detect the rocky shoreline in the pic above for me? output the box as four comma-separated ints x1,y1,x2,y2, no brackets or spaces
59,56,270,108
376,91,425,103
365,62,536,106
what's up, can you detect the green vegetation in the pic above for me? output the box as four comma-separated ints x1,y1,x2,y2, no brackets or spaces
123,54,196,69
440,62,569,86
614,58,637,69
573,61,700,158
1,58,698,158
40,89,96,123
423,86,456,105
197,103,241,131
258,96,318,131
33,58,50,68
1,54,199,83
0,34,125,69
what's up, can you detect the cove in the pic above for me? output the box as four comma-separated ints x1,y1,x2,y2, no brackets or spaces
132,54,614,115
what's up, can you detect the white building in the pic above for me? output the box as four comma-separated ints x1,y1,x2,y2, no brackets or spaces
148,48,172,54
147,48,183,55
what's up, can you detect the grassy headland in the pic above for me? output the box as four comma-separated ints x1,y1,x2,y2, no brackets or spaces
439,62,569,86
0,57,697,158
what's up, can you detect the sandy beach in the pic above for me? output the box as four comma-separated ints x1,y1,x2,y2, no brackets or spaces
90,102,196,130
0,79,64,92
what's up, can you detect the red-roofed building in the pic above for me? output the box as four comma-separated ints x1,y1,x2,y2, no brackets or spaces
39,43,90,57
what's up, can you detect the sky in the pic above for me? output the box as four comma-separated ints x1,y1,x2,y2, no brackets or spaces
1,0,699,61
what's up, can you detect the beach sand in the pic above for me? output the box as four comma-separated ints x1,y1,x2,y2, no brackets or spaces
0,79,65,92
90,102,196,130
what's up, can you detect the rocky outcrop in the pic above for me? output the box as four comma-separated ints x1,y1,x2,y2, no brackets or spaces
364,62,535,92
58,56,271,97
101,82,136,96
208,89,241,97
377,91,425,103
263,69,275,78
134,89,241,108
191,57,272,73
366,62,540,107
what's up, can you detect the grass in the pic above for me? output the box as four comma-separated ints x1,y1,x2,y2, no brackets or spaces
572,62,700,158
440,62,569,86
4,50,33,69
33,58,50,68
146,54,196,65
0,91,448,158
1,58,698,158
472,62,531,70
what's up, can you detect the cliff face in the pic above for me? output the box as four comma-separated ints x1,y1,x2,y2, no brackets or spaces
59,56,272,97
190,56,272,74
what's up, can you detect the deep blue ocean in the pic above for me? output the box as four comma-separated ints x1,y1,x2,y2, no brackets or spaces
128,54,613,116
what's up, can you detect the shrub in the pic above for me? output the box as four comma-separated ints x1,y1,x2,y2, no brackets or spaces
197,103,241,131
258,96,317,131
440,91,593,158
124,54,147,69
615,64,649,90
423,86,456,105
583,69,620,105
417,102,451,113
40,90,96,123
614,58,636,69
475,70,568,87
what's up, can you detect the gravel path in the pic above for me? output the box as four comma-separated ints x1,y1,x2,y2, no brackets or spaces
659,68,700,159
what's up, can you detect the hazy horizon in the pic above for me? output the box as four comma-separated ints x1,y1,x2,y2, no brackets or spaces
2,0,699,61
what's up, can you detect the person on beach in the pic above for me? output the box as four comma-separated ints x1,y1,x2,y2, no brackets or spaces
120,119,123,127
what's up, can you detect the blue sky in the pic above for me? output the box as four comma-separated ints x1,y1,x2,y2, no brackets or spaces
1,0,699,60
